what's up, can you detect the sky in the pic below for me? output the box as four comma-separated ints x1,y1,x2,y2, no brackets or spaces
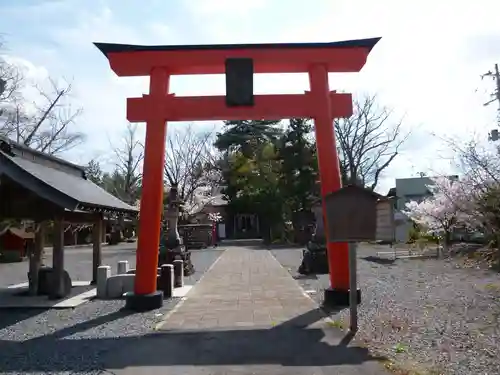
1,0,500,194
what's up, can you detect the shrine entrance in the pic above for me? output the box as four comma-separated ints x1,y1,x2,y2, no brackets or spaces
234,214,260,239
95,38,380,311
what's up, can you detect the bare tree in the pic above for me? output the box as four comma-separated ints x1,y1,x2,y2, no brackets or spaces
0,39,23,109
335,94,410,190
0,78,84,155
102,123,144,205
164,124,220,202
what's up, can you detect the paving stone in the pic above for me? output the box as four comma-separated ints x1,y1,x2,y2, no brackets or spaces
159,249,318,330
105,247,389,374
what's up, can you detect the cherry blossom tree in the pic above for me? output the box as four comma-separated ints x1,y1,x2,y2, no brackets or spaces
182,186,218,218
208,212,222,223
403,177,472,255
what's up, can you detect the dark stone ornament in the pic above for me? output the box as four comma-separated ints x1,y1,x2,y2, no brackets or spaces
158,184,195,276
298,206,329,275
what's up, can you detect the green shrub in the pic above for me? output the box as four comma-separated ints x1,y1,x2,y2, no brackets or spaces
422,232,440,244
408,226,421,244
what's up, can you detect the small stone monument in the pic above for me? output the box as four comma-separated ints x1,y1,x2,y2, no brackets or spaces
298,204,329,275
159,184,195,276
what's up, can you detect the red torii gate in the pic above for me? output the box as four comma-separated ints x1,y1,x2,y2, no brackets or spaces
95,38,380,311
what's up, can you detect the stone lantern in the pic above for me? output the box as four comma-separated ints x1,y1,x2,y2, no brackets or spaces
159,184,195,276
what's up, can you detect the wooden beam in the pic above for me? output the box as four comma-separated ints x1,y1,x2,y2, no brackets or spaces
28,221,46,296
127,92,353,122
101,219,107,244
62,211,101,223
50,217,64,299
92,214,103,283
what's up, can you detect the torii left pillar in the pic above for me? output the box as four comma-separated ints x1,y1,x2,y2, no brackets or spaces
124,68,170,310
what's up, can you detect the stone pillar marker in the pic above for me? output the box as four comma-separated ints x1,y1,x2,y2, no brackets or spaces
117,260,129,274
158,264,174,298
173,259,184,288
97,265,111,299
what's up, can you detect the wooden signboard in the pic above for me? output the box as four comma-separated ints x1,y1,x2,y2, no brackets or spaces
324,185,395,243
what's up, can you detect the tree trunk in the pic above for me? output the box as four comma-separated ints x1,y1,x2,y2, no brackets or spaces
496,233,500,271
440,231,451,258
28,222,45,296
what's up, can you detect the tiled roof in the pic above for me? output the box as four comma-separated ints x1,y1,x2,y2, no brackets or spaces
0,138,138,215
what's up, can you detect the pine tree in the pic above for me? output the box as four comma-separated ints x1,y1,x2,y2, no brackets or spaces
214,120,282,157
277,118,318,214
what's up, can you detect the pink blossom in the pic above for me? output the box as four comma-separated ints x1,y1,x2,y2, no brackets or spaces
403,177,472,236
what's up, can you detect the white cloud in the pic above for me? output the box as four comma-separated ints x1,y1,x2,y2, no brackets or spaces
186,0,267,16
0,56,51,114
3,0,500,192
50,7,142,47
3,56,49,83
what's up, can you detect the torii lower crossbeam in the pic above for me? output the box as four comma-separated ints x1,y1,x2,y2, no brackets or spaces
127,93,353,122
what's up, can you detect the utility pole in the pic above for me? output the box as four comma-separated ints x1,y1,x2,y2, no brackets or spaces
0,78,5,117
0,78,5,96
482,64,500,140
482,63,500,112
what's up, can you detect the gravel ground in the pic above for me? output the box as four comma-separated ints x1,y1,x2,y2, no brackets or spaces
0,247,224,375
271,244,500,375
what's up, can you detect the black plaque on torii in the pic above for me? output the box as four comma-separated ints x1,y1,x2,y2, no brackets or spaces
225,58,254,107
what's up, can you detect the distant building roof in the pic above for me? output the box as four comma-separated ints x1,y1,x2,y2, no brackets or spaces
387,187,397,197
0,137,138,216
207,194,228,207
1,227,35,239
312,184,385,206
395,175,459,183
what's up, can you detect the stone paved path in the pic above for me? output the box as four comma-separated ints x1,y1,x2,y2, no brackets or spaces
159,247,322,330
102,247,389,375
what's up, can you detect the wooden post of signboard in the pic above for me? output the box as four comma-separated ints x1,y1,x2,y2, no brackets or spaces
348,242,358,332
324,185,396,332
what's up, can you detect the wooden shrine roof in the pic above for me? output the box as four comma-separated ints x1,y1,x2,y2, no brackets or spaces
1,227,35,239
0,137,138,216
95,37,381,56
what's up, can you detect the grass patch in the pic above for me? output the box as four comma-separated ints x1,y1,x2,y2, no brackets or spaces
326,319,345,329
382,358,446,375
394,343,409,353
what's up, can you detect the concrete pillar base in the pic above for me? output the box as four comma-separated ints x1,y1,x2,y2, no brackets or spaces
323,287,361,307
124,291,164,311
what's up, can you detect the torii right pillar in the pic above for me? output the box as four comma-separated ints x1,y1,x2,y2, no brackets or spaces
309,64,361,306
